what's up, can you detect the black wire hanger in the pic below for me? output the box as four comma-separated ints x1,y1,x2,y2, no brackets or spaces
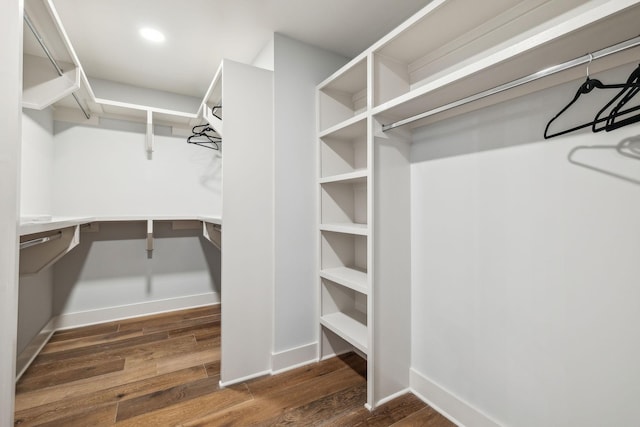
187,124,221,150
592,63,640,133
544,54,626,139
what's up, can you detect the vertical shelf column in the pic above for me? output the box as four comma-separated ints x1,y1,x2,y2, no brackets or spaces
317,55,373,408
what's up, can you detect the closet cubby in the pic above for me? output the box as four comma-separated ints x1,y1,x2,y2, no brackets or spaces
318,58,367,131
320,279,368,354
320,178,367,232
319,117,367,179
320,231,368,293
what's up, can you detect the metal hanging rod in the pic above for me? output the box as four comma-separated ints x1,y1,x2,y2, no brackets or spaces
382,35,640,132
20,231,63,250
23,12,91,120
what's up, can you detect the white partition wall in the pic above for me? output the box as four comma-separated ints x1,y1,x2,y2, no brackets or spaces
220,60,274,384
0,0,23,424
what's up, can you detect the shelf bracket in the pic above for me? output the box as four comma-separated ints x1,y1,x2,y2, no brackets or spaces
146,219,153,255
146,110,154,159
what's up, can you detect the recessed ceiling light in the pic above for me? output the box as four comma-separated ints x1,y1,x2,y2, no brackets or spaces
139,27,165,43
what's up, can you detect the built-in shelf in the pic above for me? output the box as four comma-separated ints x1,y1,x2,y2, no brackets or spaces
321,231,366,272
192,62,223,137
320,116,367,179
18,215,222,274
314,0,640,412
320,266,368,295
319,170,367,185
321,179,367,226
319,223,368,236
372,0,640,128
320,310,368,355
318,58,368,132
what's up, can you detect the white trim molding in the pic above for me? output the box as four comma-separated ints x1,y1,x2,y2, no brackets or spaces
410,368,503,427
271,342,318,374
54,292,219,330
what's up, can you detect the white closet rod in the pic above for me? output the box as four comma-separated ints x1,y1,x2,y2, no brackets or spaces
23,12,91,120
382,35,640,132
20,231,62,250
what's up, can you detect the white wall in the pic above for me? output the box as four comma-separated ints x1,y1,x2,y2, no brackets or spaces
252,37,274,71
272,34,348,358
21,108,54,217
17,268,53,354
410,62,640,426
48,119,221,320
52,119,221,217
53,221,220,318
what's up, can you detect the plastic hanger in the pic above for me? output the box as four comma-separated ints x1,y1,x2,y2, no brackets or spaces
544,54,626,139
592,64,640,133
187,124,221,150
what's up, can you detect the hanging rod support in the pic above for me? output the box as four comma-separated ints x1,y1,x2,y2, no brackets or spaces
23,12,91,120
382,35,640,132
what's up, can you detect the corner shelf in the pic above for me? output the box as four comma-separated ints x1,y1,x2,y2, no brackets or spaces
372,0,640,128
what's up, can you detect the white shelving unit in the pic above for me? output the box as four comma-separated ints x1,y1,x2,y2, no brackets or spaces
317,51,373,406
317,0,640,411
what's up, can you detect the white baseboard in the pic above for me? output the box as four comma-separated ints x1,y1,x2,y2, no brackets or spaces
15,318,56,381
271,342,318,374
375,387,411,408
54,292,220,330
410,368,502,427
219,369,271,388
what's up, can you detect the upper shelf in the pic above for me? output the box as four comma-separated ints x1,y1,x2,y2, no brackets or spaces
195,63,224,136
19,215,222,236
370,0,640,128
21,0,218,133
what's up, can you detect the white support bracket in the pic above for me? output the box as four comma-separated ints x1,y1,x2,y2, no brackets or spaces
202,222,221,250
146,110,153,159
146,219,153,253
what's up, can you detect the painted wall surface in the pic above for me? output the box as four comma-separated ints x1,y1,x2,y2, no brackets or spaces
21,108,53,217
252,37,274,71
410,63,640,426
272,34,348,354
52,119,221,217
53,221,220,316
50,120,221,318
17,268,53,354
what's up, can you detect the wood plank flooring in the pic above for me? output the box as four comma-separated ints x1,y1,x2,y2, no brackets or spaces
15,305,454,426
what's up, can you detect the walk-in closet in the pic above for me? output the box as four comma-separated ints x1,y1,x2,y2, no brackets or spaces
2,0,640,426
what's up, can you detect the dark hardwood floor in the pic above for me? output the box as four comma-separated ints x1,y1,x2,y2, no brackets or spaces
14,305,454,426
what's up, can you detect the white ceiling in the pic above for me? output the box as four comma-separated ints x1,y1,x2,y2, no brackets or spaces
51,0,432,98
